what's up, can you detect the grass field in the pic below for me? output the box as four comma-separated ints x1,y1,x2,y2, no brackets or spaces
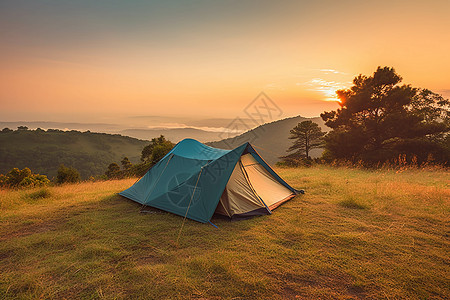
0,166,449,299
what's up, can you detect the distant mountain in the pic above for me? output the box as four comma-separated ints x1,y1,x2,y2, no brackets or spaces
0,121,122,133
121,128,227,143
0,121,235,143
207,115,328,165
0,129,148,179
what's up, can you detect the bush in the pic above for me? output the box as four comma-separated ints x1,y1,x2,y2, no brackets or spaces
0,167,50,189
56,164,81,184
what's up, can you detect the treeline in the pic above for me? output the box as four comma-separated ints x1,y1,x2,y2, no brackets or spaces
280,66,449,167
0,135,175,189
0,127,147,179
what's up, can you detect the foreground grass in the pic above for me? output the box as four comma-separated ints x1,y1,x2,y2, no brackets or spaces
0,167,449,299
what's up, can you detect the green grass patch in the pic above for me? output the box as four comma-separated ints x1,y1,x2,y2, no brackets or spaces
338,196,367,209
0,168,449,299
27,188,52,200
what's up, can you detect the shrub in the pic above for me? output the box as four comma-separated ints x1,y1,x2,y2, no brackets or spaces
0,167,50,189
56,164,81,184
19,175,50,187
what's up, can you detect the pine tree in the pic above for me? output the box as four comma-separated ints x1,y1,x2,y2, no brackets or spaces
282,120,325,164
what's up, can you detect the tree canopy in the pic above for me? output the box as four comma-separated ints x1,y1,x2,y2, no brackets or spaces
321,66,449,165
141,135,174,165
105,163,121,179
56,164,81,184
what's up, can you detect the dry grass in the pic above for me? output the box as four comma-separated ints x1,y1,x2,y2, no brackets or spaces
0,167,449,299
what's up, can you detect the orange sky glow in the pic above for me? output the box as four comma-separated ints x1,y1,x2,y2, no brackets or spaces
1,0,449,126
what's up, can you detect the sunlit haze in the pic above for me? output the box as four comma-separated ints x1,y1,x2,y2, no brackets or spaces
1,0,449,129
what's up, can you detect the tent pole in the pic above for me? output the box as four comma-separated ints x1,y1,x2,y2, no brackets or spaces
138,154,174,212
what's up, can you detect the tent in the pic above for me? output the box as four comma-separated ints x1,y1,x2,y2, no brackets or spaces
119,138,300,223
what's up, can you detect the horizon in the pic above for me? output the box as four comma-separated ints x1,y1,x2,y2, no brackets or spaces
0,114,323,143
1,0,449,124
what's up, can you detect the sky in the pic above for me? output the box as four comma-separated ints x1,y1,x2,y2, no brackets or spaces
1,0,449,128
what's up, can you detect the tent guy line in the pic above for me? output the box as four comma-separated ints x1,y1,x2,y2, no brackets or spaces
177,164,206,243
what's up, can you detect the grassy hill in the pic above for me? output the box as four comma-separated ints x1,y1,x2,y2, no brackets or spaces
207,115,328,165
0,129,148,179
1,166,448,299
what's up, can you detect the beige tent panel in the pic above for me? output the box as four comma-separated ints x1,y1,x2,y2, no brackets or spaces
240,154,295,209
215,161,266,217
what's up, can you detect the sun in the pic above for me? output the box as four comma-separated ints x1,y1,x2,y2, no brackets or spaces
322,87,340,102
302,78,349,102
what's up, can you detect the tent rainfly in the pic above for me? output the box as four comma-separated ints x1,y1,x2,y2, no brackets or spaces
119,138,301,223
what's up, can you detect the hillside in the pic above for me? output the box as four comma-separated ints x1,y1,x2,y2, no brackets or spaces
0,129,148,179
1,167,448,298
208,115,328,165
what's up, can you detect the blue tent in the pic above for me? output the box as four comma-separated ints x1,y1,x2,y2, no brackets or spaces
120,139,299,223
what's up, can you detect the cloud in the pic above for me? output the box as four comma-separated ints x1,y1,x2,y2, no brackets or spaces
299,78,352,101
146,123,244,133
318,69,348,75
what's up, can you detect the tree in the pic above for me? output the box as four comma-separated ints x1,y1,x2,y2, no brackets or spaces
56,164,81,184
410,89,449,134
282,121,325,164
17,126,28,131
141,135,174,164
120,157,133,177
105,163,121,179
321,66,449,165
150,143,173,164
1,128,13,133
110,135,175,178
121,157,132,171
